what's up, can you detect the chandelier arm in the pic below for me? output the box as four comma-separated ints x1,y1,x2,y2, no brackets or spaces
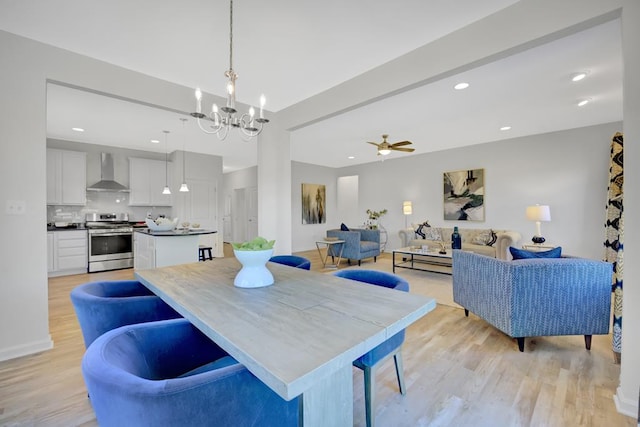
217,124,230,141
195,116,221,135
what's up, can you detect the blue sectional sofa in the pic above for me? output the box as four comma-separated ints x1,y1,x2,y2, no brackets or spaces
452,250,612,352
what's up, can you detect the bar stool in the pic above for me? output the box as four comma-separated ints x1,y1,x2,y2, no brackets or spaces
199,245,213,261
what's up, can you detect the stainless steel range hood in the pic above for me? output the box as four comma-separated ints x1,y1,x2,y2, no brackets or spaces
86,153,129,192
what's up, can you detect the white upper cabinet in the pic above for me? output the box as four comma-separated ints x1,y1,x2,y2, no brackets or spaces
129,157,173,206
46,149,87,205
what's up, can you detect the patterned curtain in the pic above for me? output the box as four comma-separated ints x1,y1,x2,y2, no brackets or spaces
603,132,623,362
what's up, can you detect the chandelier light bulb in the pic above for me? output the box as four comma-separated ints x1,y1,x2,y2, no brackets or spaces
227,81,235,95
195,88,202,100
249,106,255,118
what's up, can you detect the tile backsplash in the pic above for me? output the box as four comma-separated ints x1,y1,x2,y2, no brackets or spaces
47,191,172,223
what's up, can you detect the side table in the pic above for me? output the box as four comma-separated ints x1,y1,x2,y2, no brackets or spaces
522,243,557,252
316,239,345,269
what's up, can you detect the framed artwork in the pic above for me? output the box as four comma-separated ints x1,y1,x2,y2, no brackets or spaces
443,169,485,221
301,183,326,224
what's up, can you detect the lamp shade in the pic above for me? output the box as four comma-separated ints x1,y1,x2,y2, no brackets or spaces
526,205,551,222
403,201,412,215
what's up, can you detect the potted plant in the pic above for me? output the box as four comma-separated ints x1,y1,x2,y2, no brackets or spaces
232,237,276,288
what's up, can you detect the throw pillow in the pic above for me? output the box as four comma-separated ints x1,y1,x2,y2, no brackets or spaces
414,221,430,239
340,223,349,231
509,246,562,260
487,230,497,246
423,227,443,241
471,230,493,246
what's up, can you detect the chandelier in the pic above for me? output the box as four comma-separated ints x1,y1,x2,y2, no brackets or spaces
191,0,269,140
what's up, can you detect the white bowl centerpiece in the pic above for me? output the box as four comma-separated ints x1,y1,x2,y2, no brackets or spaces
232,237,275,288
145,217,178,231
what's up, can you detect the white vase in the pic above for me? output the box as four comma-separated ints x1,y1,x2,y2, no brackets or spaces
233,249,274,288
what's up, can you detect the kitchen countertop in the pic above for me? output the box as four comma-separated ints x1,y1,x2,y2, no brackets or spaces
47,225,87,232
134,228,217,236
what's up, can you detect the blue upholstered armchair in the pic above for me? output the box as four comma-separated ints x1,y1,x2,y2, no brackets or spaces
82,318,299,427
333,270,408,427
326,228,380,265
70,280,182,348
452,251,612,352
269,254,311,270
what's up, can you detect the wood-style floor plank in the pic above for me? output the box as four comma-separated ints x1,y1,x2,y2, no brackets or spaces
0,248,633,426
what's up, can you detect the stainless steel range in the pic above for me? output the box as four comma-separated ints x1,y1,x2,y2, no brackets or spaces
86,213,133,272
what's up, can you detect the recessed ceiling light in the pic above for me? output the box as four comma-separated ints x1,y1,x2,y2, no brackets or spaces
578,98,591,107
454,82,469,90
500,126,512,131
150,139,160,144
71,127,84,132
571,72,588,82
348,156,355,159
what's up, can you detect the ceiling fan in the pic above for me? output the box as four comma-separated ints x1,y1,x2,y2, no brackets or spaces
367,134,415,156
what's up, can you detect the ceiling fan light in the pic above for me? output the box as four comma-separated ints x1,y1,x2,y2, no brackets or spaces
378,148,391,156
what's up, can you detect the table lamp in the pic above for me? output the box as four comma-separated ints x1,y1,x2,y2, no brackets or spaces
403,201,412,229
526,204,551,244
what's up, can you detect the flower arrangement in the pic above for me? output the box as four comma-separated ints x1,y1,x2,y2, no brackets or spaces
232,236,275,251
366,209,387,220
365,209,387,230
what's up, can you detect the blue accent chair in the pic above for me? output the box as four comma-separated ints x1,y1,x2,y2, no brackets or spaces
452,250,612,352
269,254,311,270
326,228,380,266
82,318,299,427
333,269,409,427
70,280,182,348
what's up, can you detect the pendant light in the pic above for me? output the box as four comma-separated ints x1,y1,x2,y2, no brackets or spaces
162,130,171,195
179,118,189,192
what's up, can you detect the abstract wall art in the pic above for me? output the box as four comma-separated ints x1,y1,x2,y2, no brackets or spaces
301,183,326,224
443,169,485,221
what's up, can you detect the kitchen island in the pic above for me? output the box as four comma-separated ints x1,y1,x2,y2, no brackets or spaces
134,229,217,270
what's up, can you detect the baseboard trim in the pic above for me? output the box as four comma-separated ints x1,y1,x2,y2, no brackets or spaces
614,386,639,420
0,335,54,362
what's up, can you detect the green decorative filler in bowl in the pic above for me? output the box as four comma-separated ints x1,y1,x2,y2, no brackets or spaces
232,237,276,288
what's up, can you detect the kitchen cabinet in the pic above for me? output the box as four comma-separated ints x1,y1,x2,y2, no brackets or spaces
129,157,173,206
47,149,87,205
47,232,55,273
134,230,202,270
48,230,88,277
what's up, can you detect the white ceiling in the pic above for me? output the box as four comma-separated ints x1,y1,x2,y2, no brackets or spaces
0,0,623,171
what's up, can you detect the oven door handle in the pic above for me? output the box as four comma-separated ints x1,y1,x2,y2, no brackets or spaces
90,232,132,237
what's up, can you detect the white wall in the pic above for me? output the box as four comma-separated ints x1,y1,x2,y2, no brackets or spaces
332,122,619,259
616,0,640,417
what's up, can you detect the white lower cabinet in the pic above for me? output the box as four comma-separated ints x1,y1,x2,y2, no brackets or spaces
134,231,200,270
48,230,88,277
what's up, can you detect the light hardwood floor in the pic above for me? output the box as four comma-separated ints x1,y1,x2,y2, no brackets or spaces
0,249,633,426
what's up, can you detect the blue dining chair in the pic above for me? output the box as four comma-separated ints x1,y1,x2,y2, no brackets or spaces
82,318,299,427
269,255,311,270
70,279,182,349
333,269,409,427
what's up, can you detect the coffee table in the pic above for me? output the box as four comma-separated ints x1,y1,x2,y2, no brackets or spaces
393,247,453,275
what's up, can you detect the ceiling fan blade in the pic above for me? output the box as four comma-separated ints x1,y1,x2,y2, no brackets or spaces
391,140,412,147
392,147,415,152
367,141,381,147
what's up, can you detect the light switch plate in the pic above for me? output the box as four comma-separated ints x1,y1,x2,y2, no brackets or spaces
6,200,26,215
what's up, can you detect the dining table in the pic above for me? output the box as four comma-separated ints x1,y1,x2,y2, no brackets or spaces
135,257,436,426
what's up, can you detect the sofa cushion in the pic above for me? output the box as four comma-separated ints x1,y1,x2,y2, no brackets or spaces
360,241,379,252
471,229,493,245
510,246,562,260
423,227,443,241
340,223,350,231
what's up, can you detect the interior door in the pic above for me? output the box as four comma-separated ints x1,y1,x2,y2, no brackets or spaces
246,186,258,241
233,188,247,243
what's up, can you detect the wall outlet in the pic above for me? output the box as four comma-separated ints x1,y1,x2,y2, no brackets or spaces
6,200,26,215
